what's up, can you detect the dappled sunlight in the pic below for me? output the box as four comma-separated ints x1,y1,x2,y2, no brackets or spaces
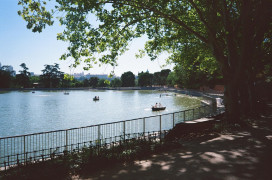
175,168,187,176
117,169,128,175
72,104,272,180
161,164,171,170
200,135,235,144
265,135,272,140
227,150,243,158
136,160,152,171
180,154,194,159
201,167,211,172
200,152,226,164
235,132,251,137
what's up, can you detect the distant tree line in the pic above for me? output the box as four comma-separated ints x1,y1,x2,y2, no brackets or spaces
0,62,224,89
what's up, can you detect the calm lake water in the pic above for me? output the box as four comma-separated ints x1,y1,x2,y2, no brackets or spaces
0,90,202,137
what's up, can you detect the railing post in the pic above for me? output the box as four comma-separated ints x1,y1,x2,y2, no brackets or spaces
143,118,145,135
65,130,68,151
23,135,26,165
193,109,195,120
123,121,126,141
172,113,175,128
159,115,162,142
184,111,186,121
98,125,101,145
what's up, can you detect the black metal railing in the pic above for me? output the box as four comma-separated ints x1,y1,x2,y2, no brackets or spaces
0,105,224,169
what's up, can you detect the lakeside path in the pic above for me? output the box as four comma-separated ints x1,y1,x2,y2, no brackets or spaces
74,104,272,180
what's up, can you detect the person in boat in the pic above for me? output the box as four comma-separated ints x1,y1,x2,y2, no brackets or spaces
98,96,99,99
159,103,161,107
154,103,158,108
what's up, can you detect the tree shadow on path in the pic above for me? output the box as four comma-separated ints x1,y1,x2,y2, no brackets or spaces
76,105,272,180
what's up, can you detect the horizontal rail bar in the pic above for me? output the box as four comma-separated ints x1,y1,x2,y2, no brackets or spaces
0,105,210,139
0,104,223,169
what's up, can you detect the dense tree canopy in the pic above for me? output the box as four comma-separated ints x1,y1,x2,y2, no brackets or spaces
138,71,153,87
121,71,135,87
89,77,99,87
166,71,178,87
110,78,122,87
40,63,64,88
18,0,272,122
0,66,15,88
16,63,31,88
98,78,109,87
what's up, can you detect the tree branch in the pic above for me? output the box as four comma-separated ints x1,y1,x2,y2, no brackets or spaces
95,0,209,44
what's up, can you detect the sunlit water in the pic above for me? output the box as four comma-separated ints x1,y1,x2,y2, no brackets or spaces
0,90,202,137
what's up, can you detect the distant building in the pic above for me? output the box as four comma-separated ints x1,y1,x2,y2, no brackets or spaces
73,72,85,78
73,72,117,81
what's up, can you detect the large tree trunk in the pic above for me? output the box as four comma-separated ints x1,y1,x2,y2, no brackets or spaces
224,76,240,123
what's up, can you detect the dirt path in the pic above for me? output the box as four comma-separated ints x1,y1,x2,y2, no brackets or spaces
74,105,272,180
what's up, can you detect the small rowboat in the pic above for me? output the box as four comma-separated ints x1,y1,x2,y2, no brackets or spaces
93,97,99,101
152,106,166,111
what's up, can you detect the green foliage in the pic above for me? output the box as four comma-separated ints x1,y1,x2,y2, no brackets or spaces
121,71,135,87
62,74,74,88
138,71,153,87
160,69,171,86
15,63,31,88
0,156,72,180
110,78,122,87
40,63,64,88
74,80,84,87
0,66,15,88
29,76,40,86
89,77,99,87
152,69,171,86
98,78,109,87
153,72,162,86
167,71,178,87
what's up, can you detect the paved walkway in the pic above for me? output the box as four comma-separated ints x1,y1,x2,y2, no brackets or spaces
74,105,272,180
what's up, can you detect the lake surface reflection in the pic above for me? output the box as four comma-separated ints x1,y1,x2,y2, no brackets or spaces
0,90,202,137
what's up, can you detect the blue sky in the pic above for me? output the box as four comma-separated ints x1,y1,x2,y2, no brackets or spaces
0,0,172,76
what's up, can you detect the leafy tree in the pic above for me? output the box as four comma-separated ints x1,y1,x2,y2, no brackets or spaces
40,64,64,88
98,78,109,87
138,71,153,87
167,71,178,87
16,63,31,88
83,78,90,87
18,0,272,121
121,71,135,87
0,66,14,88
110,78,122,87
74,80,83,87
30,76,40,86
152,70,171,86
153,72,162,86
160,69,171,86
62,74,74,87
89,77,99,87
